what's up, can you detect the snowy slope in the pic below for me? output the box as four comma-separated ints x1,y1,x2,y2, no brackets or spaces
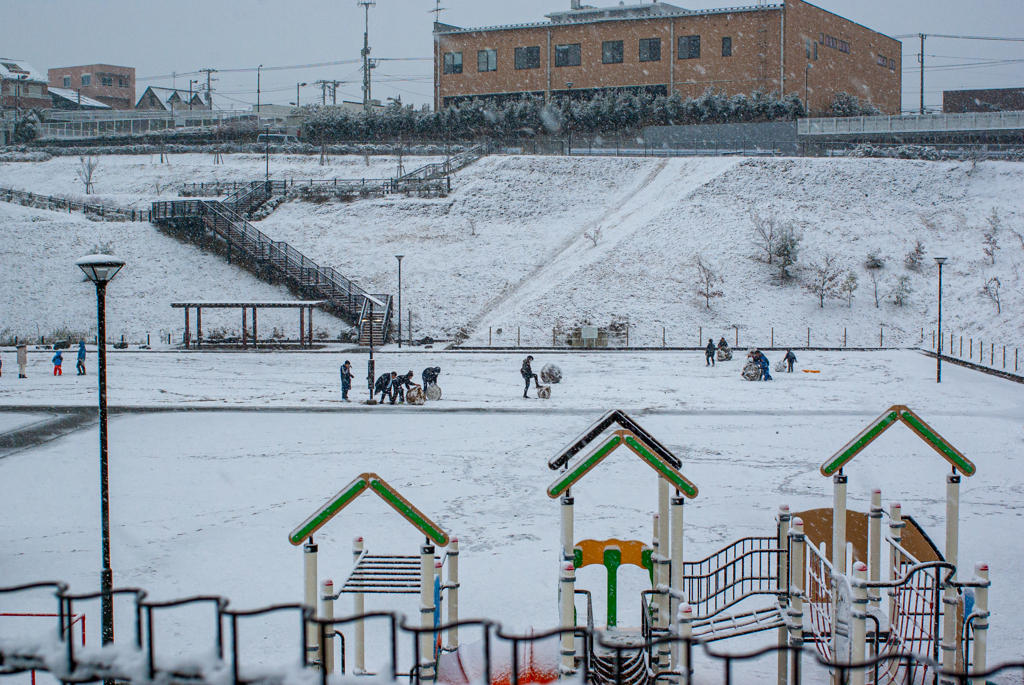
0,202,345,342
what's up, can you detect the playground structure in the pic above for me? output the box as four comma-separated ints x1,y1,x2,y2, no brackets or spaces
0,406,999,685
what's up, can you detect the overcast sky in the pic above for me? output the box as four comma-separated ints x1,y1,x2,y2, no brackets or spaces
4,0,1022,113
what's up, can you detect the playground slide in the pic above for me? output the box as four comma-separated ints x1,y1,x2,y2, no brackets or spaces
437,632,559,685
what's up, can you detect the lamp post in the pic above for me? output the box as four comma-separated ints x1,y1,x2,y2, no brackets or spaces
934,257,947,383
396,255,404,348
265,125,270,184
256,65,263,119
75,254,126,651
565,82,573,156
297,82,307,108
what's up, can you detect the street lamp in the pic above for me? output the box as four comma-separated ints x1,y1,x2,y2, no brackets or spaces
396,255,404,348
565,82,573,156
75,254,126,650
934,257,947,383
296,82,307,108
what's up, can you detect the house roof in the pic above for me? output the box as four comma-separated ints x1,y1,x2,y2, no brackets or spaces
48,87,111,109
0,58,47,83
137,86,206,108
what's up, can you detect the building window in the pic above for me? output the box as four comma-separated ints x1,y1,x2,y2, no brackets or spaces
478,49,497,72
877,54,886,66
101,76,113,86
62,76,71,87
515,46,541,70
443,52,463,74
555,43,582,67
806,39,811,59
889,59,895,70
814,42,818,60
118,77,129,87
678,35,700,59
722,37,732,57
602,41,624,64
81,74,91,86
639,38,661,62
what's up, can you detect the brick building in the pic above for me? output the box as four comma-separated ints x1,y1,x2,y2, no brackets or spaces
433,0,901,115
48,64,135,110
944,88,1024,114
0,58,51,111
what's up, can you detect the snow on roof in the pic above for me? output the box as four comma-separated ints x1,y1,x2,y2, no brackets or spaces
48,87,111,109
0,58,46,83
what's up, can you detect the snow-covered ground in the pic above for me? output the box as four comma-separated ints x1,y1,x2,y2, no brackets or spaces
0,202,346,343
0,154,1021,349
0,350,1021,682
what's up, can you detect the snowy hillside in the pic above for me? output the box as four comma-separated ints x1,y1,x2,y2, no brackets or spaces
0,202,346,343
0,153,1021,348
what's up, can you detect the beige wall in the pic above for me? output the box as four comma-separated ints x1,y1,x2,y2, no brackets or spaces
435,1,900,115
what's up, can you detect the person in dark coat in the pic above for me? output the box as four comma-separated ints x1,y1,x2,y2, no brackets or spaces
705,339,716,366
718,337,729,350
783,350,797,373
340,360,353,400
76,341,87,376
52,351,63,376
521,356,540,398
756,351,772,381
422,367,441,389
374,372,397,403
390,371,419,404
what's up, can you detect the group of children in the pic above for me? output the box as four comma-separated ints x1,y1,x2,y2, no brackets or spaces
2,342,88,379
356,364,442,404
703,336,797,380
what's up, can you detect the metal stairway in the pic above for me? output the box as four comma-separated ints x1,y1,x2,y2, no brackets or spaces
397,144,488,182
152,186,392,340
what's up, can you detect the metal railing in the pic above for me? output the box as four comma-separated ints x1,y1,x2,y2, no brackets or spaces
799,111,1024,136
0,186,149,221
679,537,781,618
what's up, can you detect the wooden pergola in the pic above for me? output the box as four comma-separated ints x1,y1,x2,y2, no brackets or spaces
171,301,326,349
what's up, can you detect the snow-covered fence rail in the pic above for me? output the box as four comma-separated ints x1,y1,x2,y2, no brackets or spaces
180,176,449,199
929,332,1019,374
2,578,1018,685
799,111,1024,137
0,186,150,221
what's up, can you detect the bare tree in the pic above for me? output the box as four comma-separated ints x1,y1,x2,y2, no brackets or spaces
803,253,843,308
773,224,801,281
841,271,859,308
981,276,1002,314
891,275,913,306
77,156,100,195
904,239,925,271
693,254,724,309
751,210,779,264
982,208,1000,265
1011,228,1024,251
468,219,477,237
864,250,885,308
583,226,603,247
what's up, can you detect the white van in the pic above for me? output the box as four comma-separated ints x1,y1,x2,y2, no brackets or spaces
256,134,300,144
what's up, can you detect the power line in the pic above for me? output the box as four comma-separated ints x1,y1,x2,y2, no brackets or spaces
894,34,1024,41
137,58,430,82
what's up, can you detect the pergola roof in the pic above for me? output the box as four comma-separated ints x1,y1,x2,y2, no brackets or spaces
171,301,325,308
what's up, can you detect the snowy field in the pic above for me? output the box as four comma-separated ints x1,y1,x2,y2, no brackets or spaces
1,349,1022,683
1,154,1022,349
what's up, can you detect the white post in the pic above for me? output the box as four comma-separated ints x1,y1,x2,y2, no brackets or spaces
561,491,574,563
678,604,693,681
560,560,576,673
887,504,903,619
971,563,989,685
789,518,806,685
942,474,961,680
353,536,366,674
832,473,848,574
670,495,684,671
652,513,661,629
778,505,791,685
446,537,460,650
868,489,882,610
851,562,868,685
304,538,319,663
657,477,671,672
321,579,335,675
420,541,437,683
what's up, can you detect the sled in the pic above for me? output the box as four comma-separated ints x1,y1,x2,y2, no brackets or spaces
537,386,552,399
803,370,821,374
406,387,426,405
716,347,733,362
425,384,443,401
741,362,763,381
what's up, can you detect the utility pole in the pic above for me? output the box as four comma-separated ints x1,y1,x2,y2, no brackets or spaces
199,68,218,108
315,80,342,106
358,0,377,113
918,34,926,114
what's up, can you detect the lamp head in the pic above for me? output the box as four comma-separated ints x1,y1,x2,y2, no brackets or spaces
76,255,125,284
933,257,948,265
396,254,404,261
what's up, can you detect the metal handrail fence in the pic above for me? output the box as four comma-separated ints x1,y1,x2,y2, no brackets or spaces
2,577,1015,685
678,537,781,619
0,186,150,221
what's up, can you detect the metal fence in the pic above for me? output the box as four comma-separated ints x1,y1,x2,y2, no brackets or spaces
799,111,1024,136
0,186,149,221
